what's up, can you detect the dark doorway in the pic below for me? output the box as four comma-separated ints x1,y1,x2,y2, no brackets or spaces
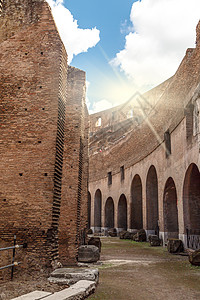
183,164,200,233
146,166,159,234
105,197,114,229
118,194,127,230
163,177,179,238
131,175,143,229
94,189,102,232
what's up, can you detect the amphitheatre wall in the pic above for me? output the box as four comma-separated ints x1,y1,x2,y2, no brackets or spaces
89,21,200,247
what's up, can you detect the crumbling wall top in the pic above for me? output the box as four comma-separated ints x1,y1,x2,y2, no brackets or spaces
0,0,49,43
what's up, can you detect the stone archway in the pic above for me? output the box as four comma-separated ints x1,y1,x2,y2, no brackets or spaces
146,166,159,235
88,192,91,229
183,164,200,248
94,189,102,232
131,175,143,230
105,197,114,229
163,177,179,239
118,194,127,231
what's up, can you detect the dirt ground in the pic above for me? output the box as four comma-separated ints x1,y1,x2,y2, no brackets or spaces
88,237,200,300
0,237,200,300
0,269,68,299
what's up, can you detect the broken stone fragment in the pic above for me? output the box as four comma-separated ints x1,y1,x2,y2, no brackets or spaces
49,268,99,285
123,231,133,240
87,228,93,235
119,230,127,239
167,239,184,253
149,235,161,246
189,249,200,266
88,237,102,252
107,228,117,237
78,245,100,263
133,229,147,242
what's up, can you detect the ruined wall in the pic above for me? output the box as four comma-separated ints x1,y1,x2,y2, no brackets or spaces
89,37,200,182
89,21,200,246
0,0,89,273
89,77,172,135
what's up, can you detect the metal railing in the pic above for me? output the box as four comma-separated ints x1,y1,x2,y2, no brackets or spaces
0,235,27,279
186,229,200,250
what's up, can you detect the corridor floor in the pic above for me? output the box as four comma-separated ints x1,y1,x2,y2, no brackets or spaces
88,237,200,300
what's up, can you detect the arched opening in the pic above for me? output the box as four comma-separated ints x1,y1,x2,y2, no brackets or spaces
87,192,91,229
146,166,159,235
105,197,114,229
131,175,143,230
163,177,179,239
118,194,127,231
94,189,102,232
183,164,200,249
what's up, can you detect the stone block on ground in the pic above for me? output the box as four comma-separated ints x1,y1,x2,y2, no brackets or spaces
87,228,93,234
12,291,52,300
149,235,161,246
189,249,200,266
167,239,184,253
42,280,96,300
119,230,127,239
130,230,138,239
123,231,133,240
49,268,99,285
108,228,117,237
78,245,100,263
133,229,146,242
88,237,101,252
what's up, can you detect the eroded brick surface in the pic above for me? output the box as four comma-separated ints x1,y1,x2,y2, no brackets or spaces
0,0,88,275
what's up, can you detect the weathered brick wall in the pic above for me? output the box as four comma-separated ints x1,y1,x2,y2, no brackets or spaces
58,66,88,265
0,0,44,43
0,0,89,273
0,0,61,270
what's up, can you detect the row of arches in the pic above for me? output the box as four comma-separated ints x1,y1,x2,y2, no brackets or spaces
89,164,200,239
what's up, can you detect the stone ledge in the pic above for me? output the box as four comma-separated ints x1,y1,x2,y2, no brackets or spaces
12,280,96,300
12,291,52,300
44,280,96,300
48,268,99,285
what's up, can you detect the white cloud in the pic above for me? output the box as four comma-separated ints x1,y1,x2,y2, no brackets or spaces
46,0,100,63
112,0,200,88
90,99,113,114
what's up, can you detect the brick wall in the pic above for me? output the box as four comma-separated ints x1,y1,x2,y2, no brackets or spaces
58,66,88,264
0,0,88,273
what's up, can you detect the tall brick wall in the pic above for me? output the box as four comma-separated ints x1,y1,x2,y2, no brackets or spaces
58,66,88,264
0,0,89,273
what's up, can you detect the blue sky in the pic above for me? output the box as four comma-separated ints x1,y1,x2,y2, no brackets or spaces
63,0,136,112
47,0,200,113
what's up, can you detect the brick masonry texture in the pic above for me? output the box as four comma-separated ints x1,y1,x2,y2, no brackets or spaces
0,0,89,274
89,21,200,247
